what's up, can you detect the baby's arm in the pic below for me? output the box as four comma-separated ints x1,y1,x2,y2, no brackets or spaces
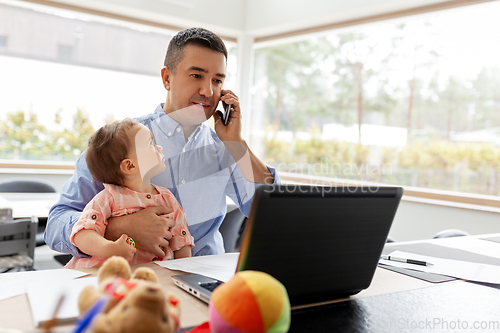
74,231,136,260
174,246,191,259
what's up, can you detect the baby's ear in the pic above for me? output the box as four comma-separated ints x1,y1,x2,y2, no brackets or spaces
120,158,137,175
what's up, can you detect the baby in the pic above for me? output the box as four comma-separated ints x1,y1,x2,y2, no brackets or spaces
65,118,194,269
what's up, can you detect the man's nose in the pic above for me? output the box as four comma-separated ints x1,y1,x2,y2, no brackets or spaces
199,78,213,97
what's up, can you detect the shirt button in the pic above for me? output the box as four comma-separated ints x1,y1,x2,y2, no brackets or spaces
168,131,172,136
182,148,185,153
146,194,151,199
176,128,181,132
91,215,97,219
181,179,186,184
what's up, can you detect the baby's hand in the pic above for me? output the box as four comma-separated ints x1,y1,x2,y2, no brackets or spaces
112,234,137,259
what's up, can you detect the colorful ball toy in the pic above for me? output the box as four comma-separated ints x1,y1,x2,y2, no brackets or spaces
208,271,291,333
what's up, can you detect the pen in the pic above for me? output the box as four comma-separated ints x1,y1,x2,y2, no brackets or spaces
72,296,109,333
380,255,433,266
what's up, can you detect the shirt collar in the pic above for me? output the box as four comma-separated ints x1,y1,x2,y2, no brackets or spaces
153,104,181,138
153,103,207,141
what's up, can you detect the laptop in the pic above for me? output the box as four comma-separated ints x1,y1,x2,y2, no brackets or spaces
172,184,403,306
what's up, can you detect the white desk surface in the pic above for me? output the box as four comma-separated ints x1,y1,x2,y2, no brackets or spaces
0,193,237,219
0,192,59,219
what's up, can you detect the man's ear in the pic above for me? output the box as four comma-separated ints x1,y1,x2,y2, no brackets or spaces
120,158,137,175
161,66,171,91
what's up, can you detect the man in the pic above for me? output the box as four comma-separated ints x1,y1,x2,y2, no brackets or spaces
45,27,279,258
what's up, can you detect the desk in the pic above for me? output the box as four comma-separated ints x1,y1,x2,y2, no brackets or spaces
1,234,500,332
0,192,59,219
0,193,237,219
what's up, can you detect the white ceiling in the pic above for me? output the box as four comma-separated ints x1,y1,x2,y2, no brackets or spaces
46,0,467,39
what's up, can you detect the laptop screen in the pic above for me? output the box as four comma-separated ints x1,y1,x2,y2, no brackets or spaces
235,184,403,306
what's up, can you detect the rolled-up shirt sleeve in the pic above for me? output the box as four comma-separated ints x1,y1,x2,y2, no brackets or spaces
226,163,281,218
45,152,104,258
70,190,113,247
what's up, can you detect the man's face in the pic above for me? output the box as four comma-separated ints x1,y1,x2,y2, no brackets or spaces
162,43,227,121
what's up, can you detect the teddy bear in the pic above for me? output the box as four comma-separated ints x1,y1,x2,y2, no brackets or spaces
77,256,181,333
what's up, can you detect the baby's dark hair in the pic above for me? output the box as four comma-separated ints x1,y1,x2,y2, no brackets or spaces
86,118,139,186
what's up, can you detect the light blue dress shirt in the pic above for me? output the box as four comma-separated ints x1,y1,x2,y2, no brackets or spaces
45,104,280,257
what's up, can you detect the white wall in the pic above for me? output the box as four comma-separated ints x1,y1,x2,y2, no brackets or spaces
47,0,247,37
243,0,453,37
391,200,500,241
47,0,456,38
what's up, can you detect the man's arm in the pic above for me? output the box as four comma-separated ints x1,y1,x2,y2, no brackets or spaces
104,206,175,259
45,153,103,257
225,160,281,217
214,89,275,185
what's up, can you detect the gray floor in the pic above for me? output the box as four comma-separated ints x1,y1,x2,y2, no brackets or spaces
34,245,64,270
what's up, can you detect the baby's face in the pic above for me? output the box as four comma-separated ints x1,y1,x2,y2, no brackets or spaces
132,124,166,185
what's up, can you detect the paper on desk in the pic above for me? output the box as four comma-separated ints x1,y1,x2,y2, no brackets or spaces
26,276,98,327
380,250,500,284
0,269,89,301
155,253,239,282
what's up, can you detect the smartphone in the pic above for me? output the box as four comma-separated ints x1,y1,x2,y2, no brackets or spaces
221,100,232,126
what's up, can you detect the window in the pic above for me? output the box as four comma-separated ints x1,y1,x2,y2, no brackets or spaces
0,1,238,162
250,2,500,197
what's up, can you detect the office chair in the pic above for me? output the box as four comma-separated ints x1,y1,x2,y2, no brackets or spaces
433,229,470,239
0,216,38,272
0,178,56,246
386,236,397,243
0,178,56,193
219,209,247,253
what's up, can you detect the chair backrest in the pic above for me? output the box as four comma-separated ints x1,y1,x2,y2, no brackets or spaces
219,209,247,253
0,179,56,193
0,217,38,270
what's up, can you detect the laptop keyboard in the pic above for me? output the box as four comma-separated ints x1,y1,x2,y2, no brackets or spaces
199,280,224,292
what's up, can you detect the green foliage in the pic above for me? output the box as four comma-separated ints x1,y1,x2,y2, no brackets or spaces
398,142,500,172
265,135,500,195
0,108,95,161
0,109,52,159
255,19,500,196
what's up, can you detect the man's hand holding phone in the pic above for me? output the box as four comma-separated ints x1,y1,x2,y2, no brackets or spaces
214,89,243,143
221,100,232,126
214,89,275,185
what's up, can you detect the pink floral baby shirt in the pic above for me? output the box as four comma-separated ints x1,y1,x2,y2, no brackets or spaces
65,183,194,269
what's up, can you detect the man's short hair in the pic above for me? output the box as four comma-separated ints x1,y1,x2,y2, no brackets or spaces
86,118,138,186
164,27,228,73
